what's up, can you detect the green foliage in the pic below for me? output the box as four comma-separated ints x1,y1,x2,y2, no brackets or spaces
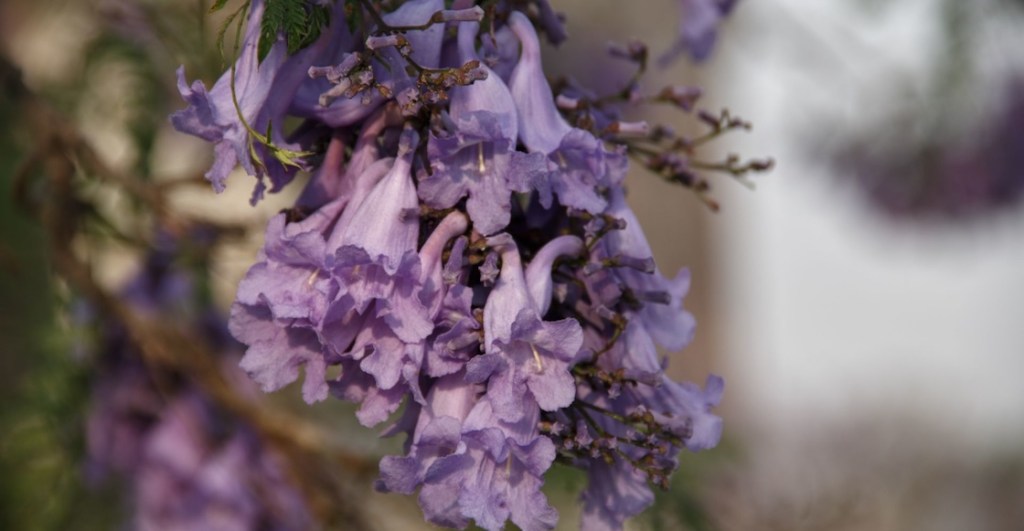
0,91,118,531
259,0,332,61
216,2,250,63
212,0,332,63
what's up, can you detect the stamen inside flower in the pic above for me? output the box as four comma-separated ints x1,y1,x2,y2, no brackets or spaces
477,142,486,173
556,152,568,168
306,269,320,286
530,344,544,372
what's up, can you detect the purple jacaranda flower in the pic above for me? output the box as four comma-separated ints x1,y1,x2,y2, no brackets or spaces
598,187,697,352
449,22,519,140
660,0,739,64
328,130,428,339
386,385,558,531
424,238,482,378
377,372,481,495
507,12,571,155
231,157,392,403
420,21,548,235
422,114,517,235
466,234,583,422
340,212,469,424
545,128,628,213
421,111,550,234
507,12,627,213
420,395,559,531
579,459,654,531
171,0,291,197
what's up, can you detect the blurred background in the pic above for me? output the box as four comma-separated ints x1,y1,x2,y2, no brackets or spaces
2,0,1023,529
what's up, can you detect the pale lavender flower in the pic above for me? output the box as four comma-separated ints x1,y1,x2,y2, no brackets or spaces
507,12,627,213
465,234,583,422
420,21,548,235
171,0,292,198
328,130,428,339
442,397,559,531
336,211,469,425
231,157,392,403
507,12,571,154
598,188,697,351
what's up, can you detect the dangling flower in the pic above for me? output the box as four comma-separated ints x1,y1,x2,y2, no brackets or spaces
171,0,299,200
329,130,422,313
340,211,469,425
465,234,584,422
381,378,560,531
423,237,481,378
231,157,392,403
507,12,627,213
420,21,548,235
596,187,697,351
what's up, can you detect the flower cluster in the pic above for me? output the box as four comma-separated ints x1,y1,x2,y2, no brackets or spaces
173,1,732,529
83,231,312,530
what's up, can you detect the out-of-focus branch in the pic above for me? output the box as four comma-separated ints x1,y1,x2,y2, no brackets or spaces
5,55,375,530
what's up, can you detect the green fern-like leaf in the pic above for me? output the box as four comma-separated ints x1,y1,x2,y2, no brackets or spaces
215,1,250,62
258,0,331,62
209,0,232,13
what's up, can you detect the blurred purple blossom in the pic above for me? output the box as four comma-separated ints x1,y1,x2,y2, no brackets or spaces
84,231,313,530
660,0,739,64
835,78,1024,221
